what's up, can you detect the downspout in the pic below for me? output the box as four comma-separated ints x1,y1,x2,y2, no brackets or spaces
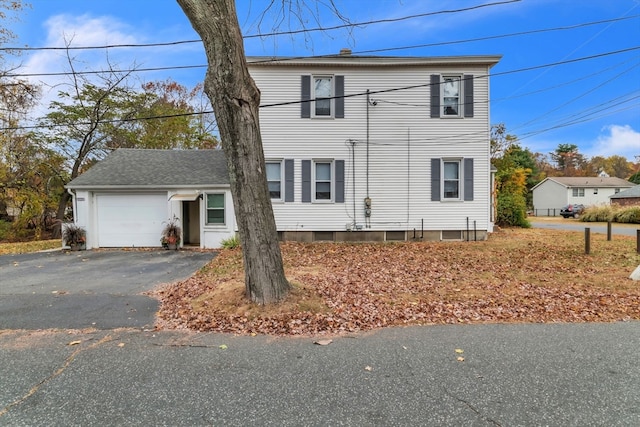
67,188,76,223
366,90,370,198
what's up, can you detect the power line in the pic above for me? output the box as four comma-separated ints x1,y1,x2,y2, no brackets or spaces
5,15,639,79
0,0,522,52
3,45,639,132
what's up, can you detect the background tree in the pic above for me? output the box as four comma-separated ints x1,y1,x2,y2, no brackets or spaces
36,50,218,229
491,124,535,227
177,0,292,304
550,143,586,176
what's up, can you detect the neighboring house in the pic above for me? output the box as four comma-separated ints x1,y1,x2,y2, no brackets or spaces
610,185,640,206
66,52,502,248
247,51,501,242
65,149,236,249
531,177,634,215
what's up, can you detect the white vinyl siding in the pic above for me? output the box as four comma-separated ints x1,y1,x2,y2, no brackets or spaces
250,59,493,232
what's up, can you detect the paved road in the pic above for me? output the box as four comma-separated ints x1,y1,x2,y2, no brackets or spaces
0,323,638,426
0,250,215,330
530,218,640,237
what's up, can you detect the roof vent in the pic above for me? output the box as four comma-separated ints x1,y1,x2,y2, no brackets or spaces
339,48,352,56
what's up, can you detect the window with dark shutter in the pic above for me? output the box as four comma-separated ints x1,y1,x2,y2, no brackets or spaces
301,75,311,118
463,158,474,201
430,75,440,118
463,75,474,118
431,158,441,201
335,76,345,118
335,160,345,203
301,160,311,202
284,159,294,202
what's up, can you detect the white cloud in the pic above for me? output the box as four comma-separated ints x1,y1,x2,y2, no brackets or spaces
20,14,142,121
589,125,640,161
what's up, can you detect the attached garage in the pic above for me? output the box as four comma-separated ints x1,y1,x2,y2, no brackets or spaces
65,149,236,249
96,193,167,247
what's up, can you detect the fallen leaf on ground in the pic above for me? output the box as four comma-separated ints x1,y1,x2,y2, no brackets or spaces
455,349,464,354
314,339,333,346
364,366,373,371
457,356,465,362
117,343,125,347
219,344,228,350
68,340,81,346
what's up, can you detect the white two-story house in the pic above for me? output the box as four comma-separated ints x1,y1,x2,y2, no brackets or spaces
66,52,501,248
249,51,501,242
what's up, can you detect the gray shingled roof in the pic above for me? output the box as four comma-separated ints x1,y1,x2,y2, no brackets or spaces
66,149,229,189
544,177,633,188
610,185,640,199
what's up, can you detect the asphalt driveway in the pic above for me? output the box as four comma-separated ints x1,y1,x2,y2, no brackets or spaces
0,249,215,330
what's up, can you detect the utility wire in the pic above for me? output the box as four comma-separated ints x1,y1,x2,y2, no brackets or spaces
5,15,639,78
0,0,522,52
3,45,639,132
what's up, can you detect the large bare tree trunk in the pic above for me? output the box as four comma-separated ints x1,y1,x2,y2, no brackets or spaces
177,0,290,304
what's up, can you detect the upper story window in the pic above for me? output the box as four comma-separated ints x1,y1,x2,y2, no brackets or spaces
572,188,585,197
442,76,461,117
615,188,621,194
266,161,283,200
430,74,474,119
593,188,598,195
301,75,345,119
314,76,333,117
206,193,225,225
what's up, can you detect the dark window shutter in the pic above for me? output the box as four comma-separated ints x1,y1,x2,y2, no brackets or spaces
284,159,294,202
464,158,474,201
335,75,344,118
463,74,474,118
431,158,441,201
430,74,440,118
301,75,311,118
335,160,345,203
301,160,311,202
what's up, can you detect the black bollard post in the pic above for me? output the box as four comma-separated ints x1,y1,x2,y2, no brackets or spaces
607,221,612,241
585,228,591,255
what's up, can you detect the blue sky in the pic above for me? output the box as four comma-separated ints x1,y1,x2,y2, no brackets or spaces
7,0,640,162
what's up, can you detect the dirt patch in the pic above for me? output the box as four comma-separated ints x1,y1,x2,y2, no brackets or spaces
154,228,640,336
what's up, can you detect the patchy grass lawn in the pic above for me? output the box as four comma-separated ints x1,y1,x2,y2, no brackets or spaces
0,240,61,255
155,227,640,336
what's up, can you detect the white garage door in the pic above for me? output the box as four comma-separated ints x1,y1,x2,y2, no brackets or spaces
96,193,168,247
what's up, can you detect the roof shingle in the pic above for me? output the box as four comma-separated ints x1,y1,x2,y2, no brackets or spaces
66,149,229,188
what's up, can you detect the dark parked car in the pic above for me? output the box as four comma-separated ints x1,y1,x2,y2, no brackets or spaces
560,204,585,218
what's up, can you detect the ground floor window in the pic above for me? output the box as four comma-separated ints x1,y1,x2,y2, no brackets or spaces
206,193,225,225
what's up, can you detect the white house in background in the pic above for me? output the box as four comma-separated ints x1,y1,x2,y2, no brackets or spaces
531,176,634,216
66,149,236,249
66,52,501,248
248,52,501,242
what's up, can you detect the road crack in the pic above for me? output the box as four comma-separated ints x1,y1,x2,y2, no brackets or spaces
442,386,502,427
0,334,114,418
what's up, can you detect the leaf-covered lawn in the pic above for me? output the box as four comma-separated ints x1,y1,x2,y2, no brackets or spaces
0,240,61,255
154,228,640,336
